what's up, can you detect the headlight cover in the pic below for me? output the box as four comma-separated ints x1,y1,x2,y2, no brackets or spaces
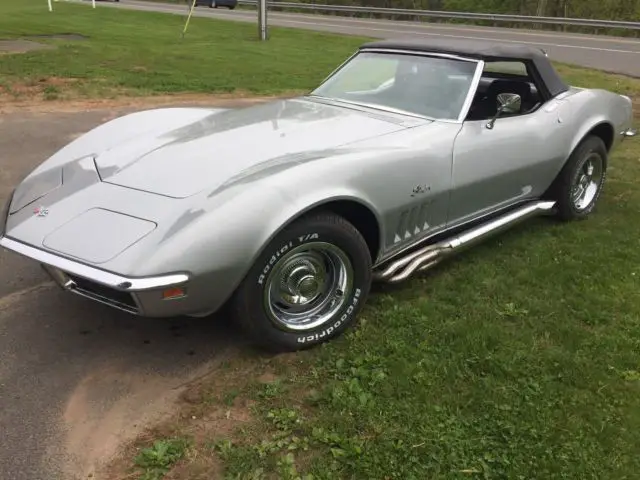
9,168,63,215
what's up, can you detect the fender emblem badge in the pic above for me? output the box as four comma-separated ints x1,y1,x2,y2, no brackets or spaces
411,185,430,196
34,206,49,217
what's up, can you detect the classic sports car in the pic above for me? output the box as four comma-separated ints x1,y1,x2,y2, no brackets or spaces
1,38,636,351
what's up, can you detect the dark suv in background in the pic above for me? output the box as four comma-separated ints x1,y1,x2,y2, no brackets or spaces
195,0,237,9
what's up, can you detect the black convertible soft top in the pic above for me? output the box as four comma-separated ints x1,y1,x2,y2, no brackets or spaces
360,38,569,98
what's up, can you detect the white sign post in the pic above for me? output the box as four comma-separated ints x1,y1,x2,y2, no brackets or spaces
182,0,198,38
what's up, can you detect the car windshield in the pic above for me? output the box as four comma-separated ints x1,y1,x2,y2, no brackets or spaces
310,51,479,121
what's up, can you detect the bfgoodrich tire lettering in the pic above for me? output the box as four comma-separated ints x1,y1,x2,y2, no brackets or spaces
229,212,372,352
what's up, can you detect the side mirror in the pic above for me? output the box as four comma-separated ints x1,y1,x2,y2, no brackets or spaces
486,93,521,129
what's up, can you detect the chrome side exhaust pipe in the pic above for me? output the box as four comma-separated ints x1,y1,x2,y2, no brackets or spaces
373,200,556,283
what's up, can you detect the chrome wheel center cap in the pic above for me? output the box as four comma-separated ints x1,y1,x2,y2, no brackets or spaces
586,163,594,176
296,275,321,299
280,258,325,305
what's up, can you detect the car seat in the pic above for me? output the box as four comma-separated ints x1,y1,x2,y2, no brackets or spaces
467,79,533,120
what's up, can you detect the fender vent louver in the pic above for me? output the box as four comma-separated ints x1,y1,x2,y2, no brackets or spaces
394,202,431,244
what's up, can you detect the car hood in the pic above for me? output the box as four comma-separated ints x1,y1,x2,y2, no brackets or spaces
94,98,410,198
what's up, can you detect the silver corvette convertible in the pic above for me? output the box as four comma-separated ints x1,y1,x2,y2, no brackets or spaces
1,38,636,351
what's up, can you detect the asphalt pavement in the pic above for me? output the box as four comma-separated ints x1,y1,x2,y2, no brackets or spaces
0,105,251,480
83,0,640,77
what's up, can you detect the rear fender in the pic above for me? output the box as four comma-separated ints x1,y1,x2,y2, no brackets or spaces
568,117,613,157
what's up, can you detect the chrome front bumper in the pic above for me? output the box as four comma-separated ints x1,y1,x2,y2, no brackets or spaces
0,236,189,315
42,263,142,314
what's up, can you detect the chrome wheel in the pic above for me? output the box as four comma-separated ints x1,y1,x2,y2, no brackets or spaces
263,242,354,332
572,152,603,211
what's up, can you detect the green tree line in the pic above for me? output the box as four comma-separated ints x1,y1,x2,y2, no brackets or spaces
143,0,640,35
317,0,640,20
264,0,640,36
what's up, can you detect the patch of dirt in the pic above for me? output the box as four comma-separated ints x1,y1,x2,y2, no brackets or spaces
164,454,224,480
3,82,40,97
0,39,54,54
0,33,87,55
96,352,275,480
41,76,81,87
98,347,325,479
61,348,245,480
257,371,280,384
158,397,256,480
0,77,83,103
62,364,185,480
192,397,255,441
0,90,301,114
25,33,88,41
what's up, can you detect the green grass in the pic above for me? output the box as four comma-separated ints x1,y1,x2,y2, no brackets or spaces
0,0,367,100
133,437,191,480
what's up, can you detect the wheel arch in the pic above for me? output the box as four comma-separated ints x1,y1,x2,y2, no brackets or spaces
267,196,383,264
547,119,614,188
569,120,615,156
585,121,615,153
544,120,612,200
305,199,381,264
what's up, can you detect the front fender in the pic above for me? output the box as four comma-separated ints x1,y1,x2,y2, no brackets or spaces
115,172,382,315
106,182,292,313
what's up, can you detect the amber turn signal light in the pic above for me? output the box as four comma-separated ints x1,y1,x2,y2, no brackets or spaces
162,287,186,299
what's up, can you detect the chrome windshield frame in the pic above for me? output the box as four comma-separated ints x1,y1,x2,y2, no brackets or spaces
310,48,485,124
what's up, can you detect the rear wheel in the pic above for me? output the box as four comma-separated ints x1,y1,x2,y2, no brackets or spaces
547,135,607,221
229,212,372,352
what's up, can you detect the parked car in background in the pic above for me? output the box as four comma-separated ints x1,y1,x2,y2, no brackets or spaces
194,0,237,9
1,38,636,352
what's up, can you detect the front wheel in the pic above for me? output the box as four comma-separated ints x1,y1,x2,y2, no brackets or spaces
547,135,608,221
229,212,372,352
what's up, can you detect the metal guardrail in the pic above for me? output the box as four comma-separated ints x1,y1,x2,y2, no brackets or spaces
237,0,640,31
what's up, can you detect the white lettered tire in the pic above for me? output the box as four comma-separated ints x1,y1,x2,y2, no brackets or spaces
229,212,372,352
